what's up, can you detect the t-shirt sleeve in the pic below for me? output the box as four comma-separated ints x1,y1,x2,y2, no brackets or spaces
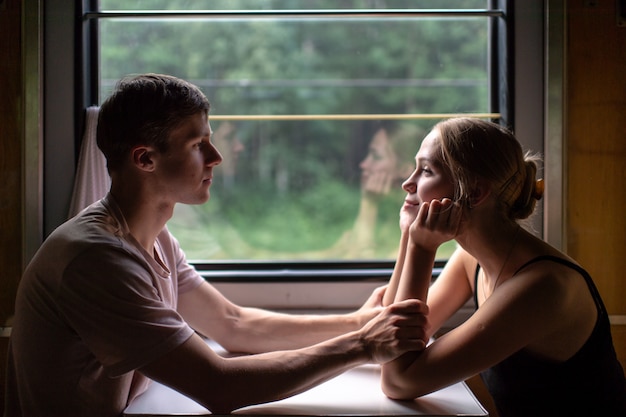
57,244,195,377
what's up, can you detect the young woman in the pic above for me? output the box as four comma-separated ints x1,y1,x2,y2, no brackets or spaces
381,117,626,417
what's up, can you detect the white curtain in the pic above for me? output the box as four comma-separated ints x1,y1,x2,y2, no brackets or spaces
68,106,110,218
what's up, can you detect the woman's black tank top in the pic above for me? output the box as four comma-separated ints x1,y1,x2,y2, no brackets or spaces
473,255,626,417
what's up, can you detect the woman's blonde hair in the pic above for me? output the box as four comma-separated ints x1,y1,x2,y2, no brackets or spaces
434,117,543,220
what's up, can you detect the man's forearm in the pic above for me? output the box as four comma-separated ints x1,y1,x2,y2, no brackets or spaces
219,307,365,354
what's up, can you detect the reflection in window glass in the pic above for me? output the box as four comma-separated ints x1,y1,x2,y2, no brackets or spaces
96,2,494,261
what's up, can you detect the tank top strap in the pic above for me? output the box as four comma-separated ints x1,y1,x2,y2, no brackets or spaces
473,264,481,309
512,255,607,317
473,255,606,316
512,254,572,275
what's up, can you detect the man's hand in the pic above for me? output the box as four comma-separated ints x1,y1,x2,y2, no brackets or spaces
358,299,430,365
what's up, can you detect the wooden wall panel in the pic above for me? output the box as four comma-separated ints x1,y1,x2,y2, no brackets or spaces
613,325,626,366
566,1,626,313
566,0,626,365
0,0,23,322
0,0,24,410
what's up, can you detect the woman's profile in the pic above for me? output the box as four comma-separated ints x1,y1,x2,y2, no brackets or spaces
331,122,423,258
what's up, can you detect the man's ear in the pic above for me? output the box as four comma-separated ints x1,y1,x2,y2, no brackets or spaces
131,146,156,172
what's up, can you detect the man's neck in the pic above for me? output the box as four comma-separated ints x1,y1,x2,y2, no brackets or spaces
109,184,174,254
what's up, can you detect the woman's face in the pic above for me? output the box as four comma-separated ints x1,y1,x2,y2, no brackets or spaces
402,129,455,206
359,128,399,195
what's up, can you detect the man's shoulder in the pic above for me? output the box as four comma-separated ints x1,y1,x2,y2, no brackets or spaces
30,202,129,271
56,200,124,241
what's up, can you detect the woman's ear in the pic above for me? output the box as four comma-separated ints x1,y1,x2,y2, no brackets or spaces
468,180,491,207
131,146,156,172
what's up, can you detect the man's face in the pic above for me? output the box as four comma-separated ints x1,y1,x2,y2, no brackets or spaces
153,112,223,205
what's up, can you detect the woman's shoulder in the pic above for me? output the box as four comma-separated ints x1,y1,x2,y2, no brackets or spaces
506,247,582,291
508,254,600,360
513,245,580,272
497,250,594,324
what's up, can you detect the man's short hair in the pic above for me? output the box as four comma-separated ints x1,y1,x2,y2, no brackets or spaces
97,73,211,172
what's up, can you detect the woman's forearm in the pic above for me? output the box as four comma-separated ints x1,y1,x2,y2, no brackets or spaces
383,231,410,306
395,240,437,303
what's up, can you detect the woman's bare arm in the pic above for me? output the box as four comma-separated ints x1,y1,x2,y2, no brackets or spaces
381,264,575,400
383,231,410,306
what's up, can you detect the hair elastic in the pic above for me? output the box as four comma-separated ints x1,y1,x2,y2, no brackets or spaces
533,178,545,200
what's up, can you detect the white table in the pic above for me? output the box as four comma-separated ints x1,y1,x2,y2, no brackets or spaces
125,341,488,417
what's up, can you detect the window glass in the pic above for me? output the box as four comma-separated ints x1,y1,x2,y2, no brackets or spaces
94,0,497,262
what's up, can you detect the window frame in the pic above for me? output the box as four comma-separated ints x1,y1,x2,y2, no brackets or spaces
38,0,548,311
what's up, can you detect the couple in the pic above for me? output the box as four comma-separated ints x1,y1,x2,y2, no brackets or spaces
6,74,625,417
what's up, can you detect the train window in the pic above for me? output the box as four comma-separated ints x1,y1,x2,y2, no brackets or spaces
80,1,513,293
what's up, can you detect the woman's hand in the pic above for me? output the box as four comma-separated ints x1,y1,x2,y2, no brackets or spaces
352,285,387,327
359,285,387,311
409,198,463,251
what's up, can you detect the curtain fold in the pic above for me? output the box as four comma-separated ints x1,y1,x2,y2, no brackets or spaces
68,106,110,218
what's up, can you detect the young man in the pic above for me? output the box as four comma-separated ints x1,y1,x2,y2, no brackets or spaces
5,74,429,417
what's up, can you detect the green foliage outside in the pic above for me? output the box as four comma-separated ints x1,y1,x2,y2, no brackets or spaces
98,0,488,261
